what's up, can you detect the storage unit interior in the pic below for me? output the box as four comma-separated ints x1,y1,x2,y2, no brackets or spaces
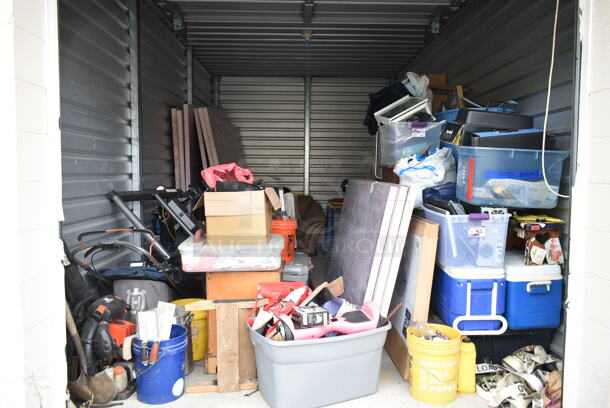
60,0,576,405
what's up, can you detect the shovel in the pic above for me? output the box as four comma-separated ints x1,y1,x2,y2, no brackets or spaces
66,301,117,405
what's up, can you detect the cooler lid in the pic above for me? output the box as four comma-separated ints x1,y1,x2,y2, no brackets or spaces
436,263,505,280
504,251,562,282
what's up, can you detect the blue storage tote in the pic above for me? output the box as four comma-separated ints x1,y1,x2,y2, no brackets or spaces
456,146,569,209
504,252,563,330
423,208,510,268
432,264,507,334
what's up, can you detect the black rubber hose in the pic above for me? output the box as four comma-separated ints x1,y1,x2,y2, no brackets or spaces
80,318,99,376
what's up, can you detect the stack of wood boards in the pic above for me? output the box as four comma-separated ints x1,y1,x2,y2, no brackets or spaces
171,105,246,190
326,179,416,316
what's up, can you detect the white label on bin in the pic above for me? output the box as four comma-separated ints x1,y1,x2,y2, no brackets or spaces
412,128,426,138
172,378,184,396
467,226,486,237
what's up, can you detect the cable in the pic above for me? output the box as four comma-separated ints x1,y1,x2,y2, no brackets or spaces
541,0,569,199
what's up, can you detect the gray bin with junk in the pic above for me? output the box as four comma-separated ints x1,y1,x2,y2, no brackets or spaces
249,322,391,408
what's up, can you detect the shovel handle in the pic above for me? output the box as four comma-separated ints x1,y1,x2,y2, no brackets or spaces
65,301,89,374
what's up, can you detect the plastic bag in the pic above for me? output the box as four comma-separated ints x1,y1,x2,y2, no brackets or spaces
403,72,434,111
201,162,254,189
394,148,456,208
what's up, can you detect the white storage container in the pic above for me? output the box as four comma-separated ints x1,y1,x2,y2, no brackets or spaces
178,234,284,272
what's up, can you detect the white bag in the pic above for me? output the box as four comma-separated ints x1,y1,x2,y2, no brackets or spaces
393,148,456,208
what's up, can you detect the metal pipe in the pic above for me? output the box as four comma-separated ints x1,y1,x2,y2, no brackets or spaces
304,76,311,195
107,191,172,260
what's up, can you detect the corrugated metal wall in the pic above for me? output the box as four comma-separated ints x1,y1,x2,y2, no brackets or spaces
192,58,213,106
310,77,387,202
60,0,191,248
403,0,576,356
219,76,306,192
140,2,187,190
59,0,133,247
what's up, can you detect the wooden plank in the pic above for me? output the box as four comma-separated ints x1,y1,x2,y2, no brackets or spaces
216,303,240,392
176,109,186,190
204,352,217,375
238,308,257,383
199,107,219,166
203,107,246,167
207,310,217,374
205,269,282,300
193,106,210,169
187,379,257,394
171,108,182,189
183,104,202,188
186,298,266,312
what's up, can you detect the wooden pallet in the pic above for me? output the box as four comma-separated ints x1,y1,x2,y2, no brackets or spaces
204,267,283,375
185,299,262,393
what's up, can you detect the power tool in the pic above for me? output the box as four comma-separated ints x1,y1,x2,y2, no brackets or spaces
80,295,132,375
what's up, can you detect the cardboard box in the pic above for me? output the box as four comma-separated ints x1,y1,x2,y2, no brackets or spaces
385,216,439,380
204,188,280,245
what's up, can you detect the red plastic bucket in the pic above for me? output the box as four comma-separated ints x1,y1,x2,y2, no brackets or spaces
271,218,297,263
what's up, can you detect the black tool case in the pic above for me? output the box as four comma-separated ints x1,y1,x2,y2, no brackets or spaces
456,108,534,129
457,108,534,146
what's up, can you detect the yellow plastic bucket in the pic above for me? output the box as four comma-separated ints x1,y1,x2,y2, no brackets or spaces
172,298,208,361
406,324,461,405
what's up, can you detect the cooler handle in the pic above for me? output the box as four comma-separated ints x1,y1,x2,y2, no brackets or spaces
455,281,508,336
526,280,551,294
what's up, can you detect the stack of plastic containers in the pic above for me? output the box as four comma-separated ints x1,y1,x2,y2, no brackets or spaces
424,208,511,335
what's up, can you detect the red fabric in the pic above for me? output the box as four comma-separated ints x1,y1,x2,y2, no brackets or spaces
201,163,254,189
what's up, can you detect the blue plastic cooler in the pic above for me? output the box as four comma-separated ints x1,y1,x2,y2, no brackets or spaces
504,252,563,330
432,264,507,335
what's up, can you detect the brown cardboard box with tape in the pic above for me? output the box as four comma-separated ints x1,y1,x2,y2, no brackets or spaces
204,188,281,245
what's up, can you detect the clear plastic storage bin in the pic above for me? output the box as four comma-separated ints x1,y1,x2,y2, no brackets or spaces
456,146,569,208
423,208,510,268
178,234,284,272
379,121,444,165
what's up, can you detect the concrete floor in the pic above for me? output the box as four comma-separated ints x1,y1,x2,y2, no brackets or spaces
122,351,488,408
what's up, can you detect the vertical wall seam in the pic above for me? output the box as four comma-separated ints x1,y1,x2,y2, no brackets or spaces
304,76,311,195
128,0,142,226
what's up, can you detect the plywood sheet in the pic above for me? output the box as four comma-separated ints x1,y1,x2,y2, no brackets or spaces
199,106,246,167
171,108,182,189
326,179,394,305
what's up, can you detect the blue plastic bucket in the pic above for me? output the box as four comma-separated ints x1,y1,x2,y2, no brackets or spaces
133,324,187,404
